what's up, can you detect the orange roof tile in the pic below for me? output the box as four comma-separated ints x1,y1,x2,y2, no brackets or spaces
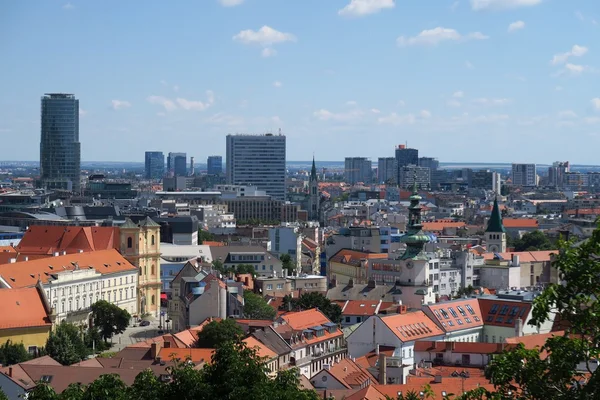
280,309,332,331
16,226,120,256
342,300,385,316
505,331,565,359
0,249,137,289
157,348,214,363
422,221,466,232
380,311,445,342
482,250,557,263
344,385,386,400
424,298,483,333
0,246,16,253
414,341,508,354
244,336,277,360
478,298,532,328
329,249,388,267
202,241,226,246
502,218,539,228
326,358,375,389
0,287,51,330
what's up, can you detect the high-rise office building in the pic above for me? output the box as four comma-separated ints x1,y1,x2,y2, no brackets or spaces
377,157,396,184
548,161,569,188
226,134,286,200
418,157,439,171
39,93,81,192
398,165,430,190
395,145,418,167
345,157,372,184
145,151,165,179
207,155,223,175
167,152,187,177
511,163,537,186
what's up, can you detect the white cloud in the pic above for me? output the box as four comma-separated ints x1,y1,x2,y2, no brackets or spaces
508,20,525,32
147,96,178,111
79,108,87,117
447,99,462,107
261,48,277,57
564,63,586,74
111,100,131,110
63,2,73,9
338,0,395,17
474,97,510,106
592,98,600,111
584,117,600,124
551,45,588,65
377,112,417,125
370,108,381,114
218,0,244,6
160,80,168,86
472,114,509,122
313,108,363,122
453,91,464,98
273,81,282,88
397,27,488,46
233,26,296,46
465,61,474,69
470,0,541,11
420,110,432,118
558,110,578,119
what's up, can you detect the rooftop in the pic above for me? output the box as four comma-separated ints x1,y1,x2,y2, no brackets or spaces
0,287,52,330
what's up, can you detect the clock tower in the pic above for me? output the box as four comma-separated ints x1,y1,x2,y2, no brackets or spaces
485,197,506,253
400,179,431,262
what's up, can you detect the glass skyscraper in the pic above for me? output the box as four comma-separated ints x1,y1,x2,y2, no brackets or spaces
226,134,286,200
145,151,165,179
207,155,223,175
167,152,187,177
40,93,81,192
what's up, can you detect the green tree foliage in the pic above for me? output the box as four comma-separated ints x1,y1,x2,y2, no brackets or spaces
198,229,214,245
59,383,85,400
512,230,553,252
281,292,342,324
127,369,165,400
461,225,600,399
90,300,130,342
244,290,277,320
235,263,256,275
0,388,9,400
195,319,244,348
83,326,110,353
27,383,59,400
454,285,475,299
45,322,89,365
84,373,129,400
0,339,31,366
280,254,295,276
212,261,256,276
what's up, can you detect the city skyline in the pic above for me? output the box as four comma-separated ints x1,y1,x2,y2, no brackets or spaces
1,0,600,163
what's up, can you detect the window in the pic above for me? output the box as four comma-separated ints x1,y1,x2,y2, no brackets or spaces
447,320,454,326
492,336,496,343
457,319,463,325
465,304,476,315
262,265,266,270
151,295,155,305
151,265,155,275
499,305,509,315
151,235,155,245
489,304,499,314
465,318,472,323
474,316,481,322
127,237,133,248
145,266,147,275
486,316,493,322
139,267,143,275
496,316,504,323
456,306,466,316
120,289,123,300
28,346,38,356
345,317,351,323
276,283,283,290
266,284,273,290
448,307,458,318
510,306,519,316
120,278,122,285
439,309,450,319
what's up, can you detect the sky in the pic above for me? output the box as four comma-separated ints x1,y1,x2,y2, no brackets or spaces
1,0,599,164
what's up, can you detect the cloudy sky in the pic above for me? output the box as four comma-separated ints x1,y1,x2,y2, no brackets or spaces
1,0,599,164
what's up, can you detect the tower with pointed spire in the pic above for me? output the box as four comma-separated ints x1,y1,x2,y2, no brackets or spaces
485,197,506,253
400,178,431,260
308,156,320,221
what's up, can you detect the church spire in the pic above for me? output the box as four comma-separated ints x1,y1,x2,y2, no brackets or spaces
486,197,506,233
400,174,430,260
310,156,317,181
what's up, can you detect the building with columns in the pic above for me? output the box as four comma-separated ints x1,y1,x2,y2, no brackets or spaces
119,217,162,317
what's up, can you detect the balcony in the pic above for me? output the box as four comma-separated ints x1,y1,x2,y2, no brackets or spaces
291,346,347,366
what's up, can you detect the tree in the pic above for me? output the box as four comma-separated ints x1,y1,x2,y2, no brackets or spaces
45,322,89,365
0,339,31,365
26,383,58,400
513,230,553,252
127,369,165,400
281,292,342,324
83,373,128,400
280,254,295,276
90,300,130,342
58,383,85,400
243,291,277,320
195,319,244,348
454,285,475,299
212,260,226,274
0,388,9,400
462,224,600,399
198,229,214,245
235,264,256,275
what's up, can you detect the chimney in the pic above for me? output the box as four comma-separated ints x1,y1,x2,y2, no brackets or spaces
367,279,376,289
54,252,59,257
150,342,162,359
434,375,442,383
512,255,520,267
9,258,16,263
515,318,524,337
348,279,354,288
8,367,12,377
378,353,387,384
445,341,456,352
376,344,380,355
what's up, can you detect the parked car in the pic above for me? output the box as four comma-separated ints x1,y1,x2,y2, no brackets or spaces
139,320,151,327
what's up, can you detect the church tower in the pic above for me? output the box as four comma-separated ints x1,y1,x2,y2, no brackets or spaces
400,179,431,261
308,156,320,221
485,197,507,253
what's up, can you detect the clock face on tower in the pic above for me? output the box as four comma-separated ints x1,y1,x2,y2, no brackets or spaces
406,260,414,269
489,245,498,252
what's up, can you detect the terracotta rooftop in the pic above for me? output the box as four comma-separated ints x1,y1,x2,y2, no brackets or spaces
502,218,539,228
0,249,137,289
341,300,392,316
505,331,565,359
16,226,120,256
0,287,52,330
329,249,388,268
157,348,214,364
422,221,466,232
477,298,532,328
415,341,510,354
482,250,556,263
424,298,484,333
380,311,445,342
243,336,277,360
321,358,375,389
280,309,333,331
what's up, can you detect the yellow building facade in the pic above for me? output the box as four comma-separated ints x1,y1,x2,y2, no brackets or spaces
120,217,162,317
0,326,52,353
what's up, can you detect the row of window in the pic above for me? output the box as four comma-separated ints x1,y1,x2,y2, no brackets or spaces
46,276,136,299
54,287,136,313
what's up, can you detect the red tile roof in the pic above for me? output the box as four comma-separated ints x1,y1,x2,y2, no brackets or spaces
16,226,120,256
341,300,386,316
422,221,466,232
482,250,556,263
280,309,332,331
380,311,445,342
505,331,565,359
329,250,388,267
414,341,508,354
424,298,483,332
0,287,52,330
157,348,214,363
477,298,532,327
0,249,137,288
244,336,277,360
323,358,376,389
502,218,539,228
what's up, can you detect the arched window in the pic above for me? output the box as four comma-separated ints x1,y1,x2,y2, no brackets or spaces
151,295,155,305
144,266,147,276
151,264,155,276
127,237,133,248
151,235,155,245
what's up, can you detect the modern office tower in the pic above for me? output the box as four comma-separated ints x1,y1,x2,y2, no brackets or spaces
345,157,373,185
377,157,396,184
395,145,418,167
511,163,537,186
398,165,430,190
226,133,286,200
418,157,439,171
207,155,223,175
144,151,165,179
39,93,81,192
167,152,187,177
548,161,569,188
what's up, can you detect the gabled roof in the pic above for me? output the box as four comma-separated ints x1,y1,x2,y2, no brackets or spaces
505,331,565,360
157,348,214,364
482,250,557,263
0,249,136,288
422,221,466,232
0,287,52,330
138,216,160,227
279,309,332,331
329,249,387,267
251,326,293,356
15,226,120,256
380,311,445,342
477,297,532,327
341,300,392,316
243,336,277,360
323,358,375,389
502,218,539,228
424,298,484,333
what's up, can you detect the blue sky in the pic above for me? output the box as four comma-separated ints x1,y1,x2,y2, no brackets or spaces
1,0,599,164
